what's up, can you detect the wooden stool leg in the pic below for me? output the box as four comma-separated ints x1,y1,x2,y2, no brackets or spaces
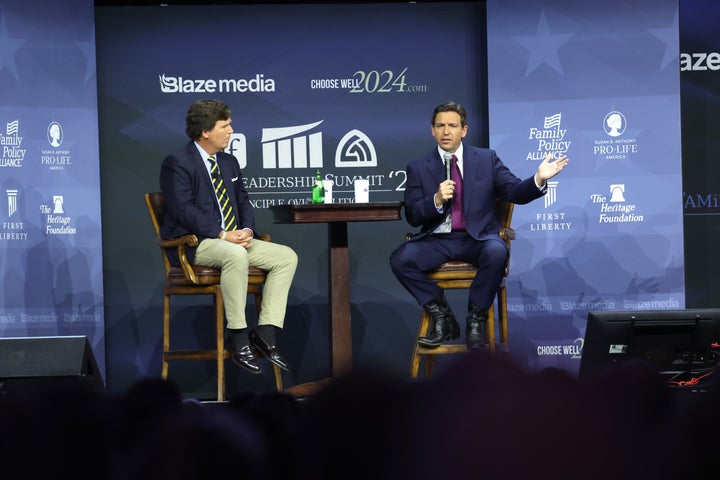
162,293,171,380
486,304,496,354
424,355,435,377
272,364,283,391
410,309,431,378
215,290,226,402
498,286,509,346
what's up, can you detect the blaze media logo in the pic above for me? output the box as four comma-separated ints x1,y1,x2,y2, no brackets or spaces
158,73,276,93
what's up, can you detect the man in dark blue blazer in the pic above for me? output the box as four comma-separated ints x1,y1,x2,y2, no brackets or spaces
160,100,298,374
390,101,568,349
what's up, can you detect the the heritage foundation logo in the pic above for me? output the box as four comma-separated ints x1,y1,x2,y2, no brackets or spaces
41,195,76,235
590,184,644,223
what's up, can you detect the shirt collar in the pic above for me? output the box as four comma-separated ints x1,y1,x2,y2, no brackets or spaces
194,142,214,163
437,143,463,166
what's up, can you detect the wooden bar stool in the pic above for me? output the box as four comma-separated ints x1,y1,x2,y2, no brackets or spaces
409,200,515,379
145,192,282,401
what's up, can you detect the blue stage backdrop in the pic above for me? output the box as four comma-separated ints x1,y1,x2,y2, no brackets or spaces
0,0,105,378
679,0,720,308
95,2,486,394
487,0,684,372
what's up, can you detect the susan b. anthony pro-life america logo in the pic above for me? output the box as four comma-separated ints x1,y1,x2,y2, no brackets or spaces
593,110,638,160
42,121,72,171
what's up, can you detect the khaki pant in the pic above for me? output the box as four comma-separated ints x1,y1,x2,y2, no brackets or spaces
195,238,297,329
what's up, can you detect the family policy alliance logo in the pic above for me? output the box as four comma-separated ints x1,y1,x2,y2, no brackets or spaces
0,119,25,168
526,113,572,161
593,110,638,160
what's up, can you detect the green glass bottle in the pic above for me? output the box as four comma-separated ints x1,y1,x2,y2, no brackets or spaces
312,169,325,204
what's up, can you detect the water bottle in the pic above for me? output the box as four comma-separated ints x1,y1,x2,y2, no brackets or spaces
311,169,325,204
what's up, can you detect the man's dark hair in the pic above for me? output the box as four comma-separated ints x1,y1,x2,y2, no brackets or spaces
185,100,231,140
431,101,467,127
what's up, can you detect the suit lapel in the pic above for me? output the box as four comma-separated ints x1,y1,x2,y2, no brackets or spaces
424,150,445,187
463,147,480,209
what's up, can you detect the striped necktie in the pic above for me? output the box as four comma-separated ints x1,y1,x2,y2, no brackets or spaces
208,155,237,231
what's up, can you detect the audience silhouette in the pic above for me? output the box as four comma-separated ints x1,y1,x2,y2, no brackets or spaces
0,352,716,479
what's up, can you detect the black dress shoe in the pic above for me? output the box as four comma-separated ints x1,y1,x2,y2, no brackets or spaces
226,332,262,374
466,303,488,349
417,295,460,348
249,328,290,371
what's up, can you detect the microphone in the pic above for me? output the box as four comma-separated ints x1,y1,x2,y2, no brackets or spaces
444,153,452,181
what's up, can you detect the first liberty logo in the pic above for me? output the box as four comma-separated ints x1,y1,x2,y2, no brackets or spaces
0,120,25,167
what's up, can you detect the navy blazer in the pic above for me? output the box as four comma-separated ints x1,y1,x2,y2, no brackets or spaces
159,141,255,263
404,146,544,242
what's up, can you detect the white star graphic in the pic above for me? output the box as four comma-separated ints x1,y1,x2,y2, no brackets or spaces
75,26,97,83
649,7,679,70
0,14,24,81
514,11,573,76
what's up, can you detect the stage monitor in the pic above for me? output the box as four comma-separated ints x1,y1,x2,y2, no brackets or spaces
0,336,104,398
579,309,720,387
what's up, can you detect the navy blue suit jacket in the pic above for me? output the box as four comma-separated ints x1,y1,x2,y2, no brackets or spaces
159,141,255,263
404,146,545,242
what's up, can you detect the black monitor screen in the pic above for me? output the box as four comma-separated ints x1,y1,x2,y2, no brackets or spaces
579,309,720,387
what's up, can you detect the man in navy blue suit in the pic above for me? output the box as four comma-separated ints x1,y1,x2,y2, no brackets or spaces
390,101,568,349
160,100,297,374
